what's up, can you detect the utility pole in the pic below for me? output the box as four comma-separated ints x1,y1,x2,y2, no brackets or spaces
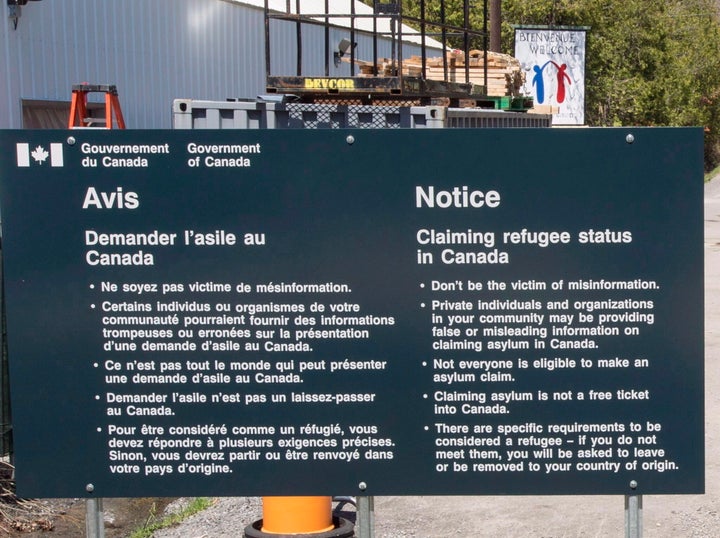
489,0,501,52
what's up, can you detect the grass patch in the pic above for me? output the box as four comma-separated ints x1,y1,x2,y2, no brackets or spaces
128,497,213,538
706,165,720,182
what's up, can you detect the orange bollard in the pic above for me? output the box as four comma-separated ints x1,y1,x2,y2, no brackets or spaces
261,496,334,534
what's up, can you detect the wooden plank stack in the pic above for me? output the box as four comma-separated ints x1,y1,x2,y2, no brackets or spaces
427,50,525,96
357,50,526,97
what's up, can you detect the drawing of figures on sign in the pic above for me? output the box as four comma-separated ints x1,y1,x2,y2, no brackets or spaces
532,61,572,105
515,28,587,125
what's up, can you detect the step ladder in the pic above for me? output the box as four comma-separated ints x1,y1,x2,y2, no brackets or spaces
68,83,126,129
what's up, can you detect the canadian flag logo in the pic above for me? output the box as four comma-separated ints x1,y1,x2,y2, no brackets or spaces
16,143,64,167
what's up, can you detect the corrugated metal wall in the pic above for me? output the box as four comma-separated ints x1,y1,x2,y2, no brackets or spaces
0,0,439,129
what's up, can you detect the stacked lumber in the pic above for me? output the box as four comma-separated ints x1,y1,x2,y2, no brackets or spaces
357,61,423,78
355,50,525,97
427,50,525,96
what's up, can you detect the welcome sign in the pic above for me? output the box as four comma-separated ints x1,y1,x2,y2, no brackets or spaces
514,27,587,125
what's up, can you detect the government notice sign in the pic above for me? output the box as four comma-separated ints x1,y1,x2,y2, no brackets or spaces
0,128,703,498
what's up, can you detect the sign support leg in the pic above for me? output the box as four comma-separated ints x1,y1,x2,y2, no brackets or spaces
85,498,105,538
356,495,375,538
624,493,643,538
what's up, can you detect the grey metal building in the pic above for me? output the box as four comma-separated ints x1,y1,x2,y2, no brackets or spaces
0,0,442,129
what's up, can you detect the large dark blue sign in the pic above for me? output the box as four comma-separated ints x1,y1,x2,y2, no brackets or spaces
0,128,704,498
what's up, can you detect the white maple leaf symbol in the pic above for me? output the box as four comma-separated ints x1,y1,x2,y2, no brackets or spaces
31,145,49,164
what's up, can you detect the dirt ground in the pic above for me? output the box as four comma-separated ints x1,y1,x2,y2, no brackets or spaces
1,497,175,537
2,179,719,537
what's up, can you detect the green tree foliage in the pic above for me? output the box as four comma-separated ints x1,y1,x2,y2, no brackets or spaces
363,1,488,49
364,0,720,168
401,1,487,49
501,0,720,169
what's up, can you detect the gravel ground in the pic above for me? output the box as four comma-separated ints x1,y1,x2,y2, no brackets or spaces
153,497,263,538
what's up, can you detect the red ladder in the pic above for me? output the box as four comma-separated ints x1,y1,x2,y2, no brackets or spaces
68,83,126,129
